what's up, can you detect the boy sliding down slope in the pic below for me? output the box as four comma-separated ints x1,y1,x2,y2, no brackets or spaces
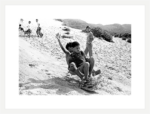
56,33,96,86
68,41,94,82
56,33,84,80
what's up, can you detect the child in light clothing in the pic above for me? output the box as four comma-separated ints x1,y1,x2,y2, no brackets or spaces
24,21,32,38
84,26,94,58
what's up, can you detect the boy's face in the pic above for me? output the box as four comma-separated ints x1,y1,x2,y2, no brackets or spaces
68,47,73,52
72,46,80,53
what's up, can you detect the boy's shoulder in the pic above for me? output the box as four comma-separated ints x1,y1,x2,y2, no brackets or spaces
65,50,72,56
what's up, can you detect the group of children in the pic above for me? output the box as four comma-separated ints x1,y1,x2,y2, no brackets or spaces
19,18,43,38
56,26,100,87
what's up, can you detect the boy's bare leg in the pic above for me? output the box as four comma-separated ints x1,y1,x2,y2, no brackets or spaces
84,46,88,56
74,69,84,80
78,62,90,81
89,43,93,58
69,62,84,80
87,57,94,77
84,43,93,57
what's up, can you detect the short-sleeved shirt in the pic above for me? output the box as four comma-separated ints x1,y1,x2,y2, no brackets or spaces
69,51,86,68
19,21,24,28
36,22,39,27
27,23,31,29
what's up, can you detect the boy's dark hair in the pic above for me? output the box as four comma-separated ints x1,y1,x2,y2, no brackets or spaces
72,41,80,48
66,42,72,50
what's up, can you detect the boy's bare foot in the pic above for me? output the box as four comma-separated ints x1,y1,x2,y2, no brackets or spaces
92,69,101,76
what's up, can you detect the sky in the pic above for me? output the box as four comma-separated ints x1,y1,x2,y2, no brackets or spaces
16,5,141,25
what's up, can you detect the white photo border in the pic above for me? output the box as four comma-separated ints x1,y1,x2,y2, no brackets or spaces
1,0,150,114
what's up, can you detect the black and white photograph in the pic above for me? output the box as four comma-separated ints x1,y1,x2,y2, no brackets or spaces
18,6,131,95
4,3,146,109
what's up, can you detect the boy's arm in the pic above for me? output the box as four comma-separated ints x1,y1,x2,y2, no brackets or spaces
56,33,70,55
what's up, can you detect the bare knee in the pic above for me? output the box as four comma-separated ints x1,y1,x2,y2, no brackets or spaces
83,62,90,67
69,62,77,72
90,57,94,63
89,57,94,61
70,62,76,68
87,57,94,63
